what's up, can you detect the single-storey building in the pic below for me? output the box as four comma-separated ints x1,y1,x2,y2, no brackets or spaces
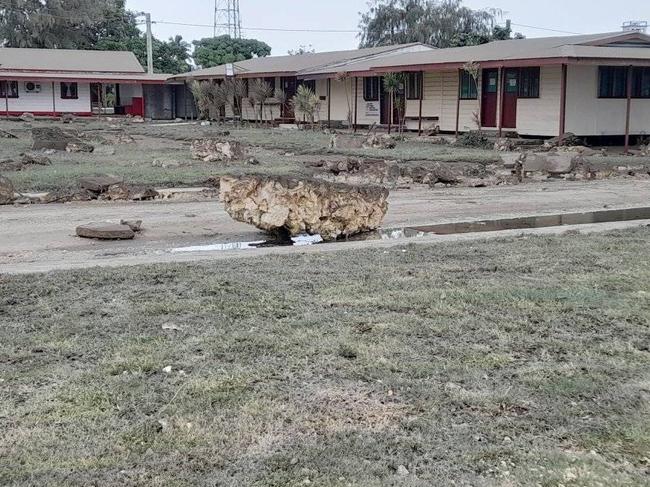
169,43,434,123
0,47,193,119
172,31,650,147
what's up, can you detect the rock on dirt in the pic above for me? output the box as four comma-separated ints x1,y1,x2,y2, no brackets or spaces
41,189,96,204
61,114,75,124
32,127,82,151
364,134,396,149
79,175,124,193
523,152,580,175
219,175,389,241
100,183,131,201
120,220,143,232
330,134,365,150
76,223,135,240
21,152,51,166
66,142,94,153
0,175,16,205
190,139,244,162
320,158,401,185
20,113,35,122
0,128,18,139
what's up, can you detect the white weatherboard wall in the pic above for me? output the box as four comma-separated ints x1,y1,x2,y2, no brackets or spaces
565,65,650,136
517,66,562,137
4,81,91,114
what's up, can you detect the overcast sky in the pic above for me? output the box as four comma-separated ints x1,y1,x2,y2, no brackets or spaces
127,0,648,57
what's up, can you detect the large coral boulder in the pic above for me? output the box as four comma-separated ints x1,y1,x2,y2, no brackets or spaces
0,175,16,205
219,175,389,241
191,139,244,162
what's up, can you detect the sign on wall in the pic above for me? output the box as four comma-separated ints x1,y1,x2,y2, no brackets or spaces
364,101,380,118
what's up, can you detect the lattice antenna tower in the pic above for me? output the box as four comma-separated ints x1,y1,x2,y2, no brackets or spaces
214,0,242,38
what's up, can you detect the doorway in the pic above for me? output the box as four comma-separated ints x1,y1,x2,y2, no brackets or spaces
481,69,499,127
501,68,519,129
281,77,297,119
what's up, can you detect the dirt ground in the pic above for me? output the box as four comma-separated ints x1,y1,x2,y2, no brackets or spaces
2,179,649,274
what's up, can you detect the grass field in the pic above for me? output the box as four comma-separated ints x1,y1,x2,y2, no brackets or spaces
1,120,499,193
1,229,649,486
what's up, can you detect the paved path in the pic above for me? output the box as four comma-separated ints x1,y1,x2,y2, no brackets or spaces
1,180,649,274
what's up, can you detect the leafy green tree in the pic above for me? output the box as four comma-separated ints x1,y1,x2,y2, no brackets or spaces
0,0,110,48
0,0,190,74
359,0,511,49
193,36,271,69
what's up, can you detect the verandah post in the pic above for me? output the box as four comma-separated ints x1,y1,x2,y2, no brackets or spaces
327,78,332,128
4,81,9,119
51,82,56,117
559,64,568,144
497,66,505,138
418,71,423,136
353,77,358,132
455,69,461,137
624,65,633,154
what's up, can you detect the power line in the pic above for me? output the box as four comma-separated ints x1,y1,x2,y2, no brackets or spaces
510,23,584,35
154,20,358,34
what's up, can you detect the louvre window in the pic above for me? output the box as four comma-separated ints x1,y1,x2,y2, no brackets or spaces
363,77,380,101
598,67,628,98
633,67,650,98
0,81,19,98
518,67,540,98
459,71,477,99
405,72,422,100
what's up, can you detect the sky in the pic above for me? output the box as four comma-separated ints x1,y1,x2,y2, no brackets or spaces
127,0,648,57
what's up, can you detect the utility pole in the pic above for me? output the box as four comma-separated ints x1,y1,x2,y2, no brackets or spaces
145,13,154,74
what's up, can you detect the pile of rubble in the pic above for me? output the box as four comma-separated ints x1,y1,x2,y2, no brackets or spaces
40,176,159,204
190,139,245,162
330,133,398,150
311,157,498,188
32,127,94,153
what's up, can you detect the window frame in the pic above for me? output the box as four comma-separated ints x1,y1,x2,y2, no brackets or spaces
632,67,650,99
459,71,478,100
363,76,380,102
598,66,629,99
60,82,79,100
264,77,276,92
518,67,540,98
0,80,19,99
405,72,423,100
299,79,316,93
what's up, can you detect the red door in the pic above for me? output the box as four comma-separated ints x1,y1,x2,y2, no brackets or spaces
481,69,499,127
502,68,519,129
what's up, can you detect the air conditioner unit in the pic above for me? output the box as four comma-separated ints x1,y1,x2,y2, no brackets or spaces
24,82,41,93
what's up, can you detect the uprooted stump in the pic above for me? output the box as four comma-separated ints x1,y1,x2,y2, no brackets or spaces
219,175,389,241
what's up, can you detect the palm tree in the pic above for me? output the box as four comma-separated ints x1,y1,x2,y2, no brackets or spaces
249,79,274,127
382,72,403,134
291,85,321,129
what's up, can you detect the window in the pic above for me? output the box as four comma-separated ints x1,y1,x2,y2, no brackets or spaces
459,71,477,99
599,66,628,98
299,79,316,92
405,72,422,100
363,77,380,101
518,67,540,98
60,82,78,99
264,77,276,91
0,81,19,98
633,67,650,98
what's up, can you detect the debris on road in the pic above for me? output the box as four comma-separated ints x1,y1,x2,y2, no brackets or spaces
76,223,135,240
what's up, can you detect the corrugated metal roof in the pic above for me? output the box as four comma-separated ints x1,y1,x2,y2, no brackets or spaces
170,43,430,80
366,32,650,71
0,48,145,73
0,71,171,84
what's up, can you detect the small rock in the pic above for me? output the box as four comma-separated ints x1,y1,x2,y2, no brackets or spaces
130,116,145,124
76,223,135,240
191,139,244,162
129,187,159,201
21,152,51,166
101,183,130,201
200,121,211,126
20,112,35,122
162,323,182,331
247,157,260,165
79,175,124,193
120,219,142,232
66,142,94,153
0,176,16,205
162,366,172,374
0,128,18,139
61,114,75,124
41,189,96,204
397,465,409,476
503,436,513,443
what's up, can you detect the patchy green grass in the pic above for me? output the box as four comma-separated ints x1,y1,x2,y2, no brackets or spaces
1,229,649,486
0,120,500,192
